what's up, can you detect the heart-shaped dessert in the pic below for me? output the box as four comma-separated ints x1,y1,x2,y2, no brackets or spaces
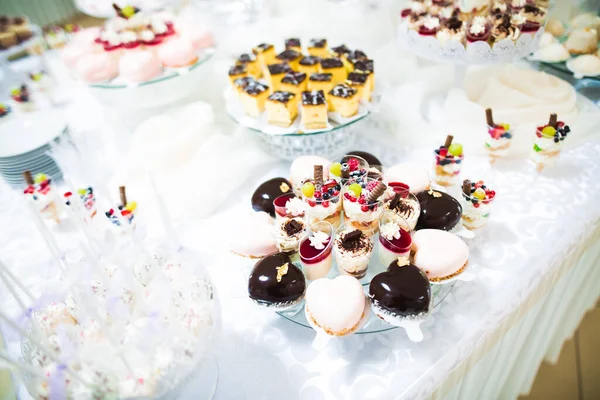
251,177,293,217
369,259,431,325
248,252,306,310
416,189,462,231
411,229,469,281
305,275,366,336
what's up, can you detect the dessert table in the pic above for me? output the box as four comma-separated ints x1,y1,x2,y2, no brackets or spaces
2,1,600,399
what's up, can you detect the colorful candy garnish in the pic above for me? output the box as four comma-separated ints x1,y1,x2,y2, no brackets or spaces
0,103,10,118
461,180,495,209
10,85,30,103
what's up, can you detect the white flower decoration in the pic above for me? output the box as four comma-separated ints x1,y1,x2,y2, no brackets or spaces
286,197,305,216
308,231,330,250
380,222,401,241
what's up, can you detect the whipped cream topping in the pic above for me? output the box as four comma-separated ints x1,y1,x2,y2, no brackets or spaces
309,231,330,250
286,197,305,216
511,0,526,7
151,19,168,34
493,1,507,12
438,7,455,19
469,16,488,35
411,2,426,14
120,30,137,44
102,29,121,46
422,15,440,30
458,0,487,13
437,29,465,42
139,29,155,42
510,14,526,26
380,222,401,241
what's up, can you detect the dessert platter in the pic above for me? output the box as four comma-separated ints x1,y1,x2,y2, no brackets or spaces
0,15,41,58
398,0,549,64
225,38,376,158
60,4,215,108
529,14,600,80
230,150,487,340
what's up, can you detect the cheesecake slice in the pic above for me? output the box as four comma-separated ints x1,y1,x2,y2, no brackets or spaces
328,84,359,118
276,49,302,70
307,38,328,58
228,64,248,85
236,53,261,78
252,43,276,69
298,55,321,76
233,76,256,98
280,71,308,96
240,81,270,118
266,62,294,92
320,58,346,84
353,59,374,90
301,90,328,130
346,71,370,102
307,72,334,94
285,38,301,53
266,91,298,128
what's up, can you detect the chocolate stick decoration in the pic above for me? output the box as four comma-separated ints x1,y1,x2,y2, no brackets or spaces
462,179,472,196
341,164,350,179
388,192,401,210
119,186,127,207
367,182,387,203
22,171,34,185
444,135,454,148
314,165,323,186
485,108,494,127
548,113,557,128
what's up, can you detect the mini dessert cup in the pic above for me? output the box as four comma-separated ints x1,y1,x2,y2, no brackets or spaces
433,135,464,187
384,183,420,231
299,221,334,280
273,193,305,220
530,114,570,172
484,109,513,163
377,211,412,267
272,217,307,262
333,224,373,279
302,179,343,229
329,155,369,187
343,177,386,237
460,180,496,230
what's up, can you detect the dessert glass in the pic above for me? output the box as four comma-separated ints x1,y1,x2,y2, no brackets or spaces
272,217,306,262
342,177,385,237
299,221,334,280
485,123,513,163
530,123,568,172
385,182,420,231
377,211,413,268
302,184,342,229
459,184,496,230
273,193,304,220
333,223,374,279
329,154,369,186
433,150,463,187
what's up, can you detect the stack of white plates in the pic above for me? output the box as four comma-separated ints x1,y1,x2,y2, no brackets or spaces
0,110,67,186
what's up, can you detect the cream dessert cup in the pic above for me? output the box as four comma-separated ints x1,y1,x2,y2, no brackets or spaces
377,211,413,267
384,182,420,232
272,217,307,262
303,184,342,229
530,119,570,172
299,221,334,280
460,180,496,229
333,224,373,279
485,123,513,163
342,177,385,237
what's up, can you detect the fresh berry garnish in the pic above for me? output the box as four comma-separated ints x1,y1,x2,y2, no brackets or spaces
308,200,316,207
64,192,72,198
330,162,342,177
322,200,329,208
541,126,556,137
438,147,448,157
314,191,322,199
347,183,362,198
347,157,360,172
358,197,366,204
448,143,463,157
322,192,331,200
344,192,352,201
473,202,480,208
360,205,369,212
333,190,340,196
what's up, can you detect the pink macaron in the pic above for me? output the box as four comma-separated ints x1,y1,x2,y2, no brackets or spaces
158,38,198,68
75,53,118,83
119,50,162,82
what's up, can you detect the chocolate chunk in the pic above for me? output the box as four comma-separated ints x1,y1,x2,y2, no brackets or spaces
234,76,255,89
284,219,303,236
445,17,463,31
348,50,368,62
416,190,462,231
301,90,326,106
268,62,293,75
331,44,351,56
251,177,293,217
300,56,320,66
285,38,301,48
369,263,431,317
523,5,542,15
229,64,247,76
346,151,381,167
347,72,369,85
244,81,269,95
268,91,295,103
248,252,306,306
237,53,256,63
276,49,301,61
353,59,374,73
309,38,326,48
281,71,307,85
342,229,362,245
309,73,332,82
320,58,343,69
388,193,401,210
253,43,273,53
329,84,357,98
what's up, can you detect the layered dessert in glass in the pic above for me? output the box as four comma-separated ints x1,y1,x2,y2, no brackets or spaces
530,113,570,172
272,217,307,260
384,182,420,232
333,226,373,279
273,193,305,220
484,108,513,163
299,221,334,280
460,179,496,229
343,178,387,236
433,135,463,187
302,165,342,228
377,211,413,267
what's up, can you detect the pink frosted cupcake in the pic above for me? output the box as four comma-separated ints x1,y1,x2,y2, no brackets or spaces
119,50,162,82
158,38,198,68
75,53,118,83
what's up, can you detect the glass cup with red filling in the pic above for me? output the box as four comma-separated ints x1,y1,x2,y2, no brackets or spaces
273,193,305,220
418,15,441,36
342,177,387,237
301,178,342,229
377,211,412,267
299,221,334,280
384,183,421,231
433,135,464,187
329,155,369,187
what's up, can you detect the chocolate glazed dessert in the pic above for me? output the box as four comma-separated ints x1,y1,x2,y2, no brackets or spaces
248,252,306,308
251,177,293,217
369,261,431,317
416,189,462,231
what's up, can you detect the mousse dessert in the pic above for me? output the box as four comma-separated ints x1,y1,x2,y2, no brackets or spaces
416,189,462,231
460,179,496,229
384,183,420,231
369,257,431,326
0,103,11,119
484,108,513,162
531,113,570,172
333,227,373,279
272,217,307,260
248,252,306,311
251,177,293,218
378,211,413,267
299,221,334,280
466,16,492,43
302,165,343,228
10,85,35,112
105,186,137,229
433,134,464,187
412,229,469,282
22,172,60,223
64,187,97,220
343,179,387,236
273,193,305,219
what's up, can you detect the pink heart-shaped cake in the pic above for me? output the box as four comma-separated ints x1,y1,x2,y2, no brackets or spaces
305,275,365,336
